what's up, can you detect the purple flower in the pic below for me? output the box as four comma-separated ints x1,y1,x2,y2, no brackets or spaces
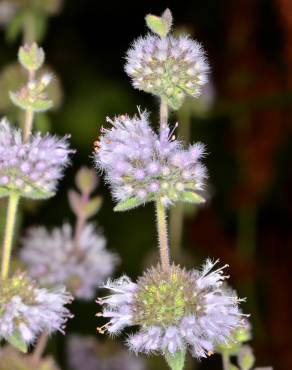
20,223,118,300
125,34,209,109
94,111,207,209
0,119,74,199
97,260,245,358
0,272,73,345
67,335,145,370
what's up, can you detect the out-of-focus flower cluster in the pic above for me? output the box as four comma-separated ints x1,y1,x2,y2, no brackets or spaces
21,223,118,300
0,345,60,370
97,260,244,358
95,111,207,210
0,271,73,347
0,119,73,199
68,335,145,370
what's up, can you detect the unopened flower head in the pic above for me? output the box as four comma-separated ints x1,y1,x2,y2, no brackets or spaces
0,272,73,345
97,260,245,358
0,119,74,199
68,335,145,370
21,223,118,300
0,346,60,370
125,33,209,109
94,111,207,210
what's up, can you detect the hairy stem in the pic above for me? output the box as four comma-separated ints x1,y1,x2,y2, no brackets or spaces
222,351,231,370
32,331,48,363
73,192,89,248
160,97,168,130
1,193,20,279
23,108,34,143
156,201,170,271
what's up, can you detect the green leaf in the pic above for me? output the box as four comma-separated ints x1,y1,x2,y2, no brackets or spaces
18,43,45,72
75,167,98,195
145,9,172,38
83,196,102,218
5,12,24,43
164,350,186,370
7,330,28,353
181,191,205,204
114,197,145,212
0,187,10,198
238,346,255,370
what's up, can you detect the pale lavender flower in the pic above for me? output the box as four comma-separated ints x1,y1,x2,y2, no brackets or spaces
94,111,207,209
0,272,73,345
97,260,245,358
67,335,145,370
0,118,74,199
125,34,209,109
20,223,118,300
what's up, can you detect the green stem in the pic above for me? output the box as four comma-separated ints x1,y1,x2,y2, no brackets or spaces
1,193,20,279
160,97,168,130
222,351,231,370
169,105,192,258
23,108,34,143
32,331,48,363
23,10,36,44
156,201,170,271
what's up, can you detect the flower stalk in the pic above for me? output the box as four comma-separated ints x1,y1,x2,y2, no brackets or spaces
156,200,170,271
1,192,20,279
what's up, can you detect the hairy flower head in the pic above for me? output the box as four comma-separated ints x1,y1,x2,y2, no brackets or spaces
97,260,245,358
0,272,73,346
125,33,209,109
94,111,207,210
0,119,74,199
21,223,118,300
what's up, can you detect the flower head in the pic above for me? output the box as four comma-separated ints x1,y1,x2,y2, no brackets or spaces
94,111,207,210
125,34,209,109
67,335,145,370
97,260,245,358
0,272,73,345
0,119,74,199
0,345,60,370
21,223,118,300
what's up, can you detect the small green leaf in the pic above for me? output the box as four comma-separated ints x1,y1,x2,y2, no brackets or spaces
24,189,54,200
18,43,45,72
238,346,255,370
164,350,186,370
181,191,205,204
75,167,98,195
7,330,28,353
114,197,145,212
0,187,10,198
83,196,102,218
68,189,82,216
145,9,173,38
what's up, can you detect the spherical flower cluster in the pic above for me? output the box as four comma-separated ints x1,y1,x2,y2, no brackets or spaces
0,272,73,345
0,346,60,370
20,223,118,300
68,335,145,370
97,260,244,358
94,111,207,209
0,119,74,199
125,34,209,109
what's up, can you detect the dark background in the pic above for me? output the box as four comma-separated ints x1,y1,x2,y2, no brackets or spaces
1,0,292,369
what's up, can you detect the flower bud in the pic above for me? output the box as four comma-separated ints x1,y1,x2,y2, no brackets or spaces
18,43,45,72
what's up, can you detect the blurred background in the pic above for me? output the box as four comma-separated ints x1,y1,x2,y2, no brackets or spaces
0,0,291,369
